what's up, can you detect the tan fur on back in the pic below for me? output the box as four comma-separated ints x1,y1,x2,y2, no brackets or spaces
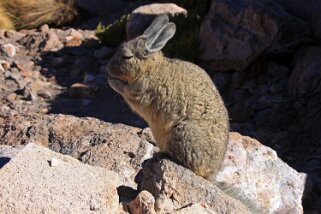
108,49,229,178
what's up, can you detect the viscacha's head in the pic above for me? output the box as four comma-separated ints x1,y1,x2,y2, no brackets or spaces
106,15,176,93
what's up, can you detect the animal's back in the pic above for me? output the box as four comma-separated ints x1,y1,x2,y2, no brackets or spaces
131,55,229,177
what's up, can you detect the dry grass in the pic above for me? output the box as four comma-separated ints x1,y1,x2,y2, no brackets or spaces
0,0,78,29
0,1,14,29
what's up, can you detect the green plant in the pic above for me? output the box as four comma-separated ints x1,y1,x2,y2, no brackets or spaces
96,0,210,62
96,14,130,47
162,0,210,62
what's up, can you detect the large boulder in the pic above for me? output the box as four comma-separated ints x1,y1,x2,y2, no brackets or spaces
0,113,157,189
0,113,307,213
214,132,306,214
138,159,252,214
0,143,120,213
199,0,309,71
138,132,306,213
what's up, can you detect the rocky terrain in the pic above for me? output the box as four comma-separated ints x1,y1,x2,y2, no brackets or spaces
1,0,321,213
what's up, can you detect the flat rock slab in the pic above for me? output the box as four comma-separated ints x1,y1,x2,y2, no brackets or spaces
126,3,187,39
0,113,157,189
0,143,120,214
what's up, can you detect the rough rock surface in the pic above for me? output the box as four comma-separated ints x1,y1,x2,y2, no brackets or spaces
128,190,156,214
126,3,187,39
138,159,252,214
137,132,306,214
277,0,321,38
199,0,309,71
0,113,157,189
0,145,23,168
288,47,321,137
214,132,306,214
0,112,307,213
0,143,120,213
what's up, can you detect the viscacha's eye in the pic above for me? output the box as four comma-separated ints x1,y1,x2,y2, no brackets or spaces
122,54,133,59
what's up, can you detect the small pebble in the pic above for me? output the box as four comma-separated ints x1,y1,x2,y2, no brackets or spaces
3,44,16,57
90,199,100,210
49,158,59,167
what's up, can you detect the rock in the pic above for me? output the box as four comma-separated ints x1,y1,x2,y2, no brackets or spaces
37,90,51,100
288,47,321,97
0,60,10,72
254,108,273,126
214,132,306,214
277,0,321,38
269,80,287,93
138,127,156,146
230,88,250,102
3,30,25,42
0,145,23,168
266,62,289,80
257,95,286,107
22,81,41,101
65,36,83,47
69,83,96,98
94,46,113,59
68,28,84,40
128,190,156,214
0,143,121,213
49,57,66,68
2,43,16,57
39,24,50,33
288,47,321,135
6,93,17,102
126,3,187,39
211,71,232,91
72,55,100,74
0,113,157,189
199,0,309,71
229,102,254,123
139,159,252,213
13,59,35,73
41,30,63,51
17,33,44,55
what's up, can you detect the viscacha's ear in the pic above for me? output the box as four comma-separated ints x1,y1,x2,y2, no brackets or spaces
143,14,170,37
144,22,176,54
136,15,176,57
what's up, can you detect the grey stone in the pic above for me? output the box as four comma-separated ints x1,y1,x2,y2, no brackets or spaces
0,143,121,213
214,132,306,214
94,46,113,59
199,0,309,71
139,159,252,214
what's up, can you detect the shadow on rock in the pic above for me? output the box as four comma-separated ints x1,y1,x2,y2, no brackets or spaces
37,30,146,128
